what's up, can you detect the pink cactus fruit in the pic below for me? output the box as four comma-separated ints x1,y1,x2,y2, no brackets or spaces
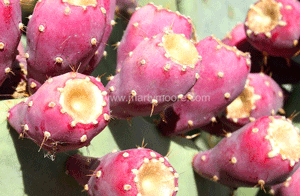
245,0,300,58
269,167,300,195
83,0,116,75
66,148,179,196
158,35,251,136
7,72,110,154
0,0,22,86
221,73,284,131
223,23,300,83
26,0,112,91
193,116,300,188
222,23,248,47
116,3,196,70
222,22,263,72
106,30,201,119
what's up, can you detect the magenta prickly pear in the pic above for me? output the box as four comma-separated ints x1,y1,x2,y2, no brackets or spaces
66,148,179,196
83,0,116,75
223,23,247,47
7,72,110,154
223,23,300,83
221,73,284,130
222,22,263,72
269,167,300,195
116,3,196,70
0,0,22,86
26,0,115,91
193,116,300,188
107,30,201,119
158,35,250,136
245,0,300,58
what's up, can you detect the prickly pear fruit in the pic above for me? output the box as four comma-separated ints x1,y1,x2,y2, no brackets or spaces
223,22,300,84
116,3,196,69
0,0,22,86
269,167,300,195
26,0,113,90
222,22,263,72
245,0,300,58
107,30,201,119
221,73,284,131
7,72,110,154
83,0,116,75
66,148,179,196
223,23,248,47
158,35,250,136
193,116,300,188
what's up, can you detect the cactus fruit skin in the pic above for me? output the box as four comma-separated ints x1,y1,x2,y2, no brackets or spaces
270,167,300,195
193,116,300,188
83,0,116,75
106,31,201,119
26,0,112,90
158,35,251,136
7,72,110,154
66,154,101,186
116,3,196,70
221,73,284,131
245,0,300,58
222,22,263,72
66,148,179,196
0,0,22,86
222,23,248,47
222,23,300,84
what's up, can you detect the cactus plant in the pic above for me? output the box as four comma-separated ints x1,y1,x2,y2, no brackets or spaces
4,0,300,196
